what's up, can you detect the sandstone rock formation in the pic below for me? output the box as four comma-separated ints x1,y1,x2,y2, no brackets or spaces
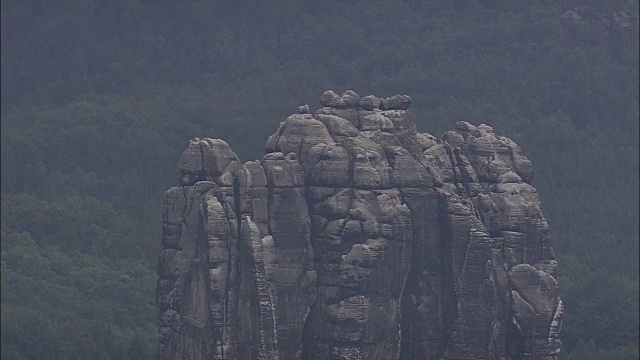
157,90,563,360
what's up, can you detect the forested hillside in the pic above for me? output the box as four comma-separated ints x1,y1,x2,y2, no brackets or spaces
1,1,638,359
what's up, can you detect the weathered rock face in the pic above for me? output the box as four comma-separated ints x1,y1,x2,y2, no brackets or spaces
157,90,563,360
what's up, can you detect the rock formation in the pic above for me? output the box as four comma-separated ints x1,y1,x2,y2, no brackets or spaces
157,90,563,360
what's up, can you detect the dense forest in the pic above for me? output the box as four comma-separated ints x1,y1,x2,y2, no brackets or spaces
1,0,638,359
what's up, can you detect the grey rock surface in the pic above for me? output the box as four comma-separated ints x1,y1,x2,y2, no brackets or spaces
158,91,563,359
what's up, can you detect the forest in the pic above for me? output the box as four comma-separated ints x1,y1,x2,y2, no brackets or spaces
1,0,638,359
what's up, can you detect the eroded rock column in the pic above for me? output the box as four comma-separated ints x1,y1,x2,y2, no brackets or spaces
157,91,563,360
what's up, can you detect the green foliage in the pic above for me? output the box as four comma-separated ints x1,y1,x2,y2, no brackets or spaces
558,256,639,351
0,232,157,360
560,339,640,360
2,194,137,258
1,0,637,358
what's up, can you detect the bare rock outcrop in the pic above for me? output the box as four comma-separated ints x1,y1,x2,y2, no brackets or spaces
157,90,563,359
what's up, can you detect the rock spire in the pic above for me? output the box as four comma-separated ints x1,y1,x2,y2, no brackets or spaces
157,90,562,360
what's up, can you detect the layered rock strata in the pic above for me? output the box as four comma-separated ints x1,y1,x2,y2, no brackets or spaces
157,90,563,360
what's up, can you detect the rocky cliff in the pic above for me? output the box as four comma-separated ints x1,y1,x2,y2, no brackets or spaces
156,90,563,360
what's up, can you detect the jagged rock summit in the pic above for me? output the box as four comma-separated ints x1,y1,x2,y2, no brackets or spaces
157,90,563,360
